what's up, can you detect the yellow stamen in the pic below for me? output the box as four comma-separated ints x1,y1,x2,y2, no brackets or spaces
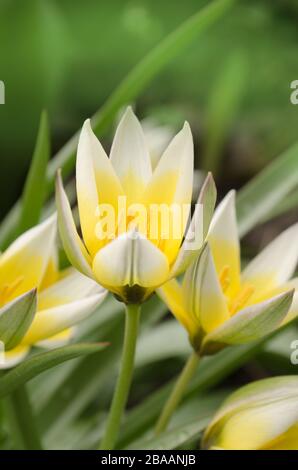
0,276,24,307
219,265,231,293
229,284,255,316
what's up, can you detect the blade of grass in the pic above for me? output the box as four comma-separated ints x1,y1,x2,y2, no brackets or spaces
237,141,298,237
0,0,235,249
261,187,298,223
17,111,50,236
201,52,247,176
0,343,107,399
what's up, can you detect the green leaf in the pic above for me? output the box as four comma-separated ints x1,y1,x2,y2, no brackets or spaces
0,289,37,350
0,0,235,249
201,52,247,176
128,418,208,450
0,343,108,399
199,172,217,239
17,111,50,236
201,290,294,355
237,141,298,237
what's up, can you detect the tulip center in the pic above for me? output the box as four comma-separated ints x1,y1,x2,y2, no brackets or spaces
0,276,24,308
229,284,255,315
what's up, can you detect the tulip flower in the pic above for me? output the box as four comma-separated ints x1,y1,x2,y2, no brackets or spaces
155,190,297,434
159,191,298,353
202,376,298,450
0,215,106,369
56,106,215,304
56,106,214,450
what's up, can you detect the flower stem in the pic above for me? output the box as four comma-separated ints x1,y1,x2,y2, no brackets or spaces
155,351,200,435
4,384,43,449
100,303,141,450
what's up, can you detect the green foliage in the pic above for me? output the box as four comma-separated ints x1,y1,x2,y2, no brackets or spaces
17,111,50,236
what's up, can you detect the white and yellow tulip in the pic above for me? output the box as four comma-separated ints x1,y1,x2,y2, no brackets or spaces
56,107,216,304
158,190,298,353
0,215,106,368
203,376,298,450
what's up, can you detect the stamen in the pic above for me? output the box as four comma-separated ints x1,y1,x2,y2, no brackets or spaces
229,284,255,315
0,276,24,307
219,265,231,293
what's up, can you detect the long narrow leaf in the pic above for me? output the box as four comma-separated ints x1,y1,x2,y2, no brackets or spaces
237,141,298,237
0,343,107,399
17,111,50,236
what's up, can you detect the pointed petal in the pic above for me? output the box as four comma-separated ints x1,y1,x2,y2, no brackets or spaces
39,246,59,290
56,170,94,279
36,327,75,349
0,215,56,300
208,190,241,296
201,290,294,355
182,244,230,336
38,267,105,310
22,292,106,345
271,278,298,325
157,279,195,336
142,118,174,169
77,120,123,255
110,107,151,203
242,223,298,295
0,289,37,350
0,344,30,370
143,122,194,264
92,231,169,289
170,172,216,277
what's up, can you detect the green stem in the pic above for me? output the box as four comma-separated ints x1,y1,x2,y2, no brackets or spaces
4,384,43,449
155,351,200,435
100,303,141,450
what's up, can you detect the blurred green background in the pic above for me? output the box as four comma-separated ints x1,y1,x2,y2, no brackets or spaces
0,0,298,218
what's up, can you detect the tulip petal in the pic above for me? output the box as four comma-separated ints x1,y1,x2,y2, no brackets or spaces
39,247,59,290
157,279,195,336
0,345,30,370
22,292,106,345
242,223,298,297
38,267,104,310
170,172,216,277
36,327,75,348
0,215,56,300
143,122,194,264
203,376,298,450
182,245,230,336
56,171,94,279
77,120,123,256
142,118,174,169
201,290,294,355
211,398,298,450
266,423,298,450
0,289,37,350
92,231,169,289
208,191,240,297
110,107,151,204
